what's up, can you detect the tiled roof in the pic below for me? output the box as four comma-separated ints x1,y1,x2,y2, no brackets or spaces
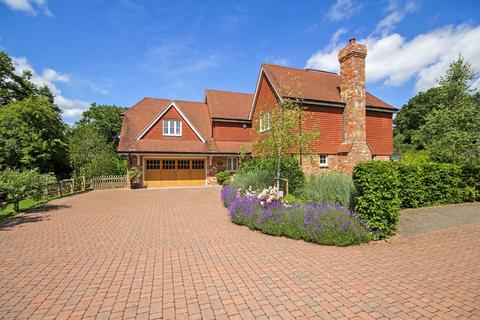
262,64,396,110
118,97,253,154
205,89,253,120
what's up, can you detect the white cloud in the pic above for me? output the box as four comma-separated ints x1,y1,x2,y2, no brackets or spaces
0,0,52,15
326,0,361,21
306,24,480,93
374,0,418,36
12,56,90,121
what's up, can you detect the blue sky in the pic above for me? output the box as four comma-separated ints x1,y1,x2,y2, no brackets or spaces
1,0,479,123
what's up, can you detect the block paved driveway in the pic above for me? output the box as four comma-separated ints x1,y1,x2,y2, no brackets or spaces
0,188,479,320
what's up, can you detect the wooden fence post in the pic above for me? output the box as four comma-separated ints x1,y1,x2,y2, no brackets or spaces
58,181,63,197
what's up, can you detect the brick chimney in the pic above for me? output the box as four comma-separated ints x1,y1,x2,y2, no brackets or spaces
337,38,372,172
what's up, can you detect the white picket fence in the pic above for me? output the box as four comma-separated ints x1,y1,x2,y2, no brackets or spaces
90,175,127,190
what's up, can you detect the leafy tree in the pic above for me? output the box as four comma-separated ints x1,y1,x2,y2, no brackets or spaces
414,57,480,164
252,99,318,187
0,168,55,212
77,103,127,147
0,51,54,107
69,125,126,177
0,96,69,176
394,87,443,151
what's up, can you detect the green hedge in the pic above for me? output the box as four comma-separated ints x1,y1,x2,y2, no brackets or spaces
353,161,479,238
353,162,401,239
461,163,480,202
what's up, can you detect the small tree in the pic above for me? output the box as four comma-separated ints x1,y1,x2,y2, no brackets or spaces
0,168,55,212
253,98,319,187
414,56,480,164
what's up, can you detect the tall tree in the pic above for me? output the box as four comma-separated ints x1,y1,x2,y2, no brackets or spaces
394,86,443,151
0,96,69,176
0,51,54,107
252,99,318,186
414,57,480,164
76,103,127,147
69,125,126,177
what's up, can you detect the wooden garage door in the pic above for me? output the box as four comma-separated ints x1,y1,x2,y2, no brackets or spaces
144,159,205,187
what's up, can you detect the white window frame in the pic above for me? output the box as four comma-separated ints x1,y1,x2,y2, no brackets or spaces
163,120,182,137
319,154,328,167
227,157,239,172
259,111,272,133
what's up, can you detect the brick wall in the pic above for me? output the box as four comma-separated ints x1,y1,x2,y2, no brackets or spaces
212,121,251,141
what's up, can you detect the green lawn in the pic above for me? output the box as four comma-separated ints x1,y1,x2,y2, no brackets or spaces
0,198,46,220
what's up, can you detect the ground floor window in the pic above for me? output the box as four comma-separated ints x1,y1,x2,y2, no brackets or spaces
227,157,239,172
319,154,328,167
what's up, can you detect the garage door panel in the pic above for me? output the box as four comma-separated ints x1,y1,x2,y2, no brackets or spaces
144,158,205,187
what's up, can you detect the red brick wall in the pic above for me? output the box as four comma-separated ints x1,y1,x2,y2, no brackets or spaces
304,105,343,154
143,106,200,141
366,110,393,156
212,121,251,141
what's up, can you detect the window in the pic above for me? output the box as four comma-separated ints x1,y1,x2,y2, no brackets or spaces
319,154,328,167
227,158,238,172
191,160,204,170
177,160,190,169
259,111,272,132
163,120,182,136
146,159,160,169
162,160,176,169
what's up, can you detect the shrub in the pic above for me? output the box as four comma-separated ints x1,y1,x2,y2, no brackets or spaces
224,191,371,246
302,204,371,246
461,163,480,202
216,170,231,185
220,185,237,207
0,168,56,212
282,194,304,204
415,163,463,205
238,156,305,194
353,162,401,239
228,195,262,230
300,172,354,208
128,167,141,183
231,169,275,192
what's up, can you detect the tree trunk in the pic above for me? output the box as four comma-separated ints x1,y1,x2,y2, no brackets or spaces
14,200,19,212
276,153,281,188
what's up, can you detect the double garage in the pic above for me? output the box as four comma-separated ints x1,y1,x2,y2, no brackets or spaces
143,158,206,187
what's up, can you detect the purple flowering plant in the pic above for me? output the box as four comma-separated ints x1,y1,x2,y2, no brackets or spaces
221,185,371,246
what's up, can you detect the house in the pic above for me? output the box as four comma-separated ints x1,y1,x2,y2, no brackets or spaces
118,38,396,187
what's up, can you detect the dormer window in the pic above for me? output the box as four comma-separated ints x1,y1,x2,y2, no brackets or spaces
163,120,182,136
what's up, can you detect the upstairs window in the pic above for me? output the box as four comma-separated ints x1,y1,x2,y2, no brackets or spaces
227,157,239,172
319,154,328,167
163,120,182,136
259,111,272,132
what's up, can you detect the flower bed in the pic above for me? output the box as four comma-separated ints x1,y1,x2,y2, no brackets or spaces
222,185,371,246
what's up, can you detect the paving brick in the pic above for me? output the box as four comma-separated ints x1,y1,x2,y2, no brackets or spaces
0,188,478,319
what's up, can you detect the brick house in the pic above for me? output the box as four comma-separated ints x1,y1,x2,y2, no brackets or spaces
118,38,396,187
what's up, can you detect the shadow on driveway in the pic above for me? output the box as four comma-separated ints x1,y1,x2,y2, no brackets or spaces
0,204,70,231
399,202,480,236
